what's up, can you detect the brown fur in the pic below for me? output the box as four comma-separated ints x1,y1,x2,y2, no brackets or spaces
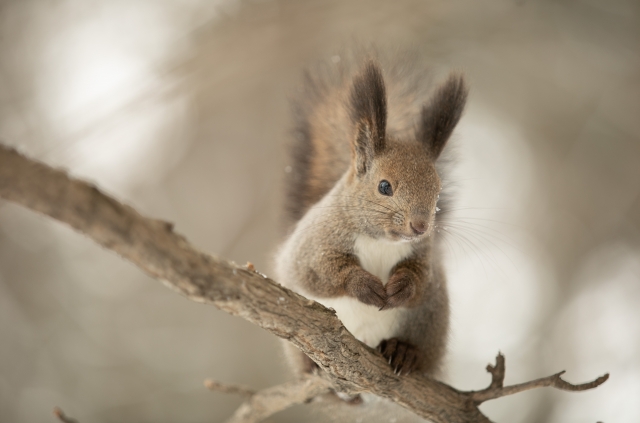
277,52,468,378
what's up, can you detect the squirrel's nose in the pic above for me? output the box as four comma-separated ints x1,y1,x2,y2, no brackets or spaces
410,221,427,235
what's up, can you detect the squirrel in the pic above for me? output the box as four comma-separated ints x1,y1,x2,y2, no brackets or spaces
275,52,468,379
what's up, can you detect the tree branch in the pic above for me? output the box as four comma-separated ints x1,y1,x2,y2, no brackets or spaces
204,379,256,397
225,375,332,423
469,354,609,404
0,145,608,423
204,375,331,423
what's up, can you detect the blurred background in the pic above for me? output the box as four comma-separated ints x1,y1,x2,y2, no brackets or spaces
0,0,639,422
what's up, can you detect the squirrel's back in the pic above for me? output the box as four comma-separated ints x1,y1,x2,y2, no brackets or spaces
284,51,439,229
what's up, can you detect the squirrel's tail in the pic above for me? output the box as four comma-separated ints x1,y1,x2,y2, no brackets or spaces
283,79,316,230
283,62,353,231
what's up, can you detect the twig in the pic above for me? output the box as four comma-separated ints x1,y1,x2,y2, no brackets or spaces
53,407,78,423
204,376,331,422
204,379,256,397
486,352,505,389
469,353,609,404
225,375,332,423
0,145,608,423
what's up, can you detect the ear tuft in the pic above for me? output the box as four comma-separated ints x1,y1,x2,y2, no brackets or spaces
418,73,468,159
349,60,387,174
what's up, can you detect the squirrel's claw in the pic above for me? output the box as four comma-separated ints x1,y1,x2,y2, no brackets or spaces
376,337,421,376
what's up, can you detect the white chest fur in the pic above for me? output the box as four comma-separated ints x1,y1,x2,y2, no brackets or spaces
353,234,414,285
305,235,414,348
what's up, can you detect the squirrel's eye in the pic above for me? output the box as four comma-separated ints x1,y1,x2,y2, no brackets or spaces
378,180,393,196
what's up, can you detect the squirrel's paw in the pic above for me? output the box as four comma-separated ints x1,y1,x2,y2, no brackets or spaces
381,268,417,310
377,338,420,375
346,273,387,308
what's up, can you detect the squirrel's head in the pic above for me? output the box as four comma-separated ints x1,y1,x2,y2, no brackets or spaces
346,60,468,242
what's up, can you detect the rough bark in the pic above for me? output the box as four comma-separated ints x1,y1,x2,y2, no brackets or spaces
0,145,607,423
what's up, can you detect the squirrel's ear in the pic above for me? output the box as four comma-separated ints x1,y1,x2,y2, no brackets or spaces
349,60,387,175
418,73,468,160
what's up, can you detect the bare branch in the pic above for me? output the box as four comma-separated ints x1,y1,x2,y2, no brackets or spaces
204,379,256,397
0,145,608,423
225,375,332,423
486,352,505,389
53,407,78,423
469,353,609,404
204,375,332,422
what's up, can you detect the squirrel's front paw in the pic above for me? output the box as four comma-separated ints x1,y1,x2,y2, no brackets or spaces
377,338,420,375
381,268,417,310
346,273,387,308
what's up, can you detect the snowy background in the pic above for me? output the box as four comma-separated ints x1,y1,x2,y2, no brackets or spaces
1,0,639,422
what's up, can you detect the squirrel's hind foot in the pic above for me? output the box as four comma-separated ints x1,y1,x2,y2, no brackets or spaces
377,338,420,375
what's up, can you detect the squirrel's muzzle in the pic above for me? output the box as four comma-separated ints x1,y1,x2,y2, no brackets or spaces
410,221,427,235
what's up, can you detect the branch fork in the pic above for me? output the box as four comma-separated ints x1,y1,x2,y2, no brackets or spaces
468,353,609,405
